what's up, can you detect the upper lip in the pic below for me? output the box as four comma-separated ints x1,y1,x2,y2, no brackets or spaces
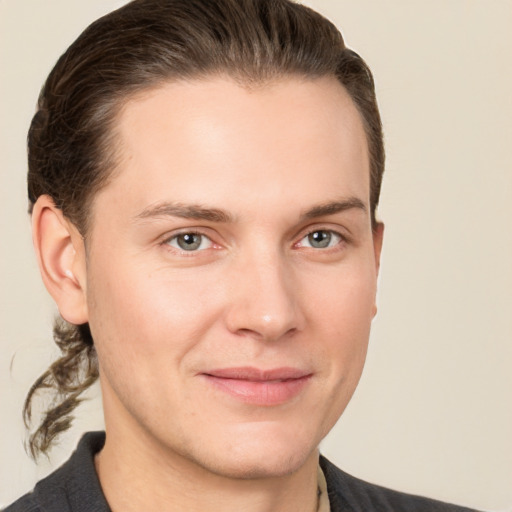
203,367,311,381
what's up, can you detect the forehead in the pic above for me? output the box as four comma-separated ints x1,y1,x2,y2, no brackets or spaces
94,76,370,221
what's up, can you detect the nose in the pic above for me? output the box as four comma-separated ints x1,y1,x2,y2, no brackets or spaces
224,252,304,342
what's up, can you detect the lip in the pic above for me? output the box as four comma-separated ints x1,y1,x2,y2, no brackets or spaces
201,366,312,406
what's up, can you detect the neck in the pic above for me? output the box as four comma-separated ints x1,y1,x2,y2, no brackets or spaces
95,422,320,512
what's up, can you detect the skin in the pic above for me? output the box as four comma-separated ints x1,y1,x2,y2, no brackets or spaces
33,76,383,512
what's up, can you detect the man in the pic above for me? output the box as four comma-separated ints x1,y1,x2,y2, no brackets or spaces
4,1,480,511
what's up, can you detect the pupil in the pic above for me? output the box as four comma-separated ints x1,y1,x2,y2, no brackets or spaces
309,231,331,248
178,233,201,250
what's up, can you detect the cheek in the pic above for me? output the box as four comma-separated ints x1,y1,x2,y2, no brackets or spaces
85,258,225,371
84,259,230,433
307,261,377,341
305,264,376,419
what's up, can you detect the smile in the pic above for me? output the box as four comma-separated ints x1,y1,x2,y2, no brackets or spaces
201,367,312,406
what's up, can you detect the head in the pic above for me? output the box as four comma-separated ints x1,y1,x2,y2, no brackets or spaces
25,0,385,473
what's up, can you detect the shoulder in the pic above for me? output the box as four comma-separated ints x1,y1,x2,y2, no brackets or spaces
2,467,69,512
2,432,108,512
320,456,481,512
2,461,73,512
2,493,41,512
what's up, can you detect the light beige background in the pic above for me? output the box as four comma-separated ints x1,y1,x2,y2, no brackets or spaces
1,1,510,510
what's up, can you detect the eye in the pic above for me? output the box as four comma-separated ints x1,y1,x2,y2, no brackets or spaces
166,232,213,252
298,230,342,249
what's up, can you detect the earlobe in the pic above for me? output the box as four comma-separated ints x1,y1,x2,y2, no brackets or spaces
32,195,89,325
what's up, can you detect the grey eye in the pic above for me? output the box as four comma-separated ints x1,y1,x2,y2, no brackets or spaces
178,233,202,250
300,230,342,249
168,233,211,251
307,230,332,248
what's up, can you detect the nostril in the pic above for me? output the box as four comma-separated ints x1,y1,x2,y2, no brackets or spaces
234,326,298,341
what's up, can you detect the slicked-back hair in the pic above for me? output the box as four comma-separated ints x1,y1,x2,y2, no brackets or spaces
25,0,384,457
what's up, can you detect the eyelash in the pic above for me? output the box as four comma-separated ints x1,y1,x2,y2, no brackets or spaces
161,228,348,255
162,230,216,253
295,229,346,250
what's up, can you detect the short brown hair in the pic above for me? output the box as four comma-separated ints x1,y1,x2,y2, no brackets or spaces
25,0,384,457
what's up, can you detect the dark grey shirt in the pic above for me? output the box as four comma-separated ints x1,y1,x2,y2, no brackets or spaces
4,432,479,512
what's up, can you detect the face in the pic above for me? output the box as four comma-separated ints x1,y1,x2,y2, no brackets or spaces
81,76,382,479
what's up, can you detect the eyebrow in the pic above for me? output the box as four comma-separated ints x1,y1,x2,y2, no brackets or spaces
134,197,366,224
300,197,367,220
134,202,233,223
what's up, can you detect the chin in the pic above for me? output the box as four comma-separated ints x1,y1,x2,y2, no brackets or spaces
181,423,320,480
202,448,316,480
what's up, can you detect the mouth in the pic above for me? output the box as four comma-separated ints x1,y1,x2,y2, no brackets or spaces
201,367,312,406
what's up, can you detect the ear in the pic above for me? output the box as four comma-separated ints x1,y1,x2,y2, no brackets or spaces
372,221,384,275
32,195,89,325
371,222,384,317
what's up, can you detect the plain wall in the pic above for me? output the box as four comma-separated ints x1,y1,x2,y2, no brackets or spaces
1,1,510,510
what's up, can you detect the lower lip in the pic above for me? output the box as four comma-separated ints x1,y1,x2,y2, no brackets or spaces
202,374,311,406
